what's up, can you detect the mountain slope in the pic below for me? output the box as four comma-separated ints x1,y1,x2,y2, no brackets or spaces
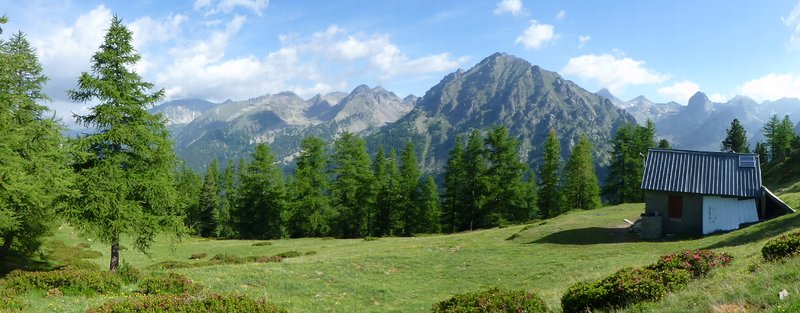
368,52,636,174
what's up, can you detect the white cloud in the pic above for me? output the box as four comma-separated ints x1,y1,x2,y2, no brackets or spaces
578,35,591,48
657,81,700,104
494,0,523,16
515,20,556,49
194,0,269,16
556,10,567,20
708,93,729,103
738,73,800,102
783,1,800,47
561,53,669,93
129,14,186,48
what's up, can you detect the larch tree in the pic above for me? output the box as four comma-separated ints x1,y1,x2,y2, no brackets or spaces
537,129,562,219
417,175,441,233
562,135,601,211
0,28,72,260
522,169,538,219
462,130,488,230
287,136,334,237
442,137,465,233
399,141,421,235
216,159,237,238
754,141,768,164
721,118,749,153
329,132,374,238
65,16,182,272
484,125,526,224
175,163,202,233
198,159,220,237
374,149,402,236
237,143,286,239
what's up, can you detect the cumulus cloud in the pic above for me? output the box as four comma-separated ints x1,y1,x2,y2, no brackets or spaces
494,0,523,16
129,14,187,48
578,35,591,48
194,0,269,16
556,10,566,20
561,53,669,93
515,20,556,49
738,73,800,102
657,81,700,104
783,1,800,46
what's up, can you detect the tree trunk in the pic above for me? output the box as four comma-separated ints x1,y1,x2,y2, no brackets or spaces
0,232,15,260
109,235,120,272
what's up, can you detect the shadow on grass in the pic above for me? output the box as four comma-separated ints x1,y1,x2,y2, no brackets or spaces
703,213,800,249
526,227,638,245
0,255,53,278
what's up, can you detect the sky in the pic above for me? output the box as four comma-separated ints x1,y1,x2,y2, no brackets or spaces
2,0,800,125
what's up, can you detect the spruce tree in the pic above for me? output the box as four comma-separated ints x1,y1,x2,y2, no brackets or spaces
217,160,237,238
721,118,749,153
330,132,374,238
417,175,441,233
288,136,334,237
0,29,71,260
399,141,421,235
462,130,488,230
237,144,286,239
537,130,562,218
65,16,181,271
562,135,601,211
485,125,526,224
375,149,402,236
442,137,465,233
198,159,220,237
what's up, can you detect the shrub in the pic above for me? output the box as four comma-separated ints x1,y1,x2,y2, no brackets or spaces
138,273,202,295
561,267,667,313
432,287,550,313
62,259,101,271
275,251,301,258
209,253,244,264
188,253,207,260
87,293,288,313
560,281,608,313
117,261,142,284
147,261,193,270
647,249,733,277
2,270,122,296
251,242,272,246
245,255,283,263
763,231,800,261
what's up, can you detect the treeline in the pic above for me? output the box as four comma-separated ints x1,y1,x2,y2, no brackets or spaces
721,115,800,164
178,126,610,239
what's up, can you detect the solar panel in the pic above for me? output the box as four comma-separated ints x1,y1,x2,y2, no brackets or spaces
739,155,756,168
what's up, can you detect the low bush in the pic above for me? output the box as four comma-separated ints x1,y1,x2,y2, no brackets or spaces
87,293,288,313
147,261,194,270
245,255,283,263
252,242,272,246
762,231,800,261
117,261,142,284
275,251,301,258
62,259,101,271
2,269,122,296
188,253,207,260
138,273,202,295
647,249,733,277
210,253,244,264
432,287,550,313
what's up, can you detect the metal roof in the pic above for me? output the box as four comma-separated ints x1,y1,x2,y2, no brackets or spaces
640,149,762,198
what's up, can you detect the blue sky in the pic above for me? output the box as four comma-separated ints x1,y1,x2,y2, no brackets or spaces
2,0,800,123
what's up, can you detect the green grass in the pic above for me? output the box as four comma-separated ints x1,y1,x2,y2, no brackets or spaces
6,201,800,312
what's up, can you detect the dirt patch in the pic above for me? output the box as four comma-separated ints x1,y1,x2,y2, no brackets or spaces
711,303,759,313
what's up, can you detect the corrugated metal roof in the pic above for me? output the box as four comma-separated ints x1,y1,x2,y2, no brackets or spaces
640,149,762,198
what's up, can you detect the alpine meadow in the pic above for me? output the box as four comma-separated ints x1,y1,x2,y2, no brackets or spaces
4,1,800,312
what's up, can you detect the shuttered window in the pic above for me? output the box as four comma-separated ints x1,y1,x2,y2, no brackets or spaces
668,195,683,219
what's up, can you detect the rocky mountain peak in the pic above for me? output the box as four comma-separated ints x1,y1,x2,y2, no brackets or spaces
687,91,710,108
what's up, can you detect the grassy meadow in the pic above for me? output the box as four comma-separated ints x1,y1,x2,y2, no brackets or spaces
8,201,800,312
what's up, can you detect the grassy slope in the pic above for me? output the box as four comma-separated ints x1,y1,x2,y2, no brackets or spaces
14,202,800,312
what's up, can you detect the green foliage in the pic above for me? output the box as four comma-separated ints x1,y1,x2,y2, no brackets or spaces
603,121,656,204
462,130,490,230
2,269,122,296
116,261,142,284
175,163,203,236
646,249,733,277
217,159,237,238
251,242,272,246
137,272,202,295
417,176,442,233
432,287,550,313
763,114,798,163
442,137,466,233
484,125,528,224
236,143,286,239
538,130,562,218
657,139,671,149
398,141,422,235
0,29,72,260
87,293,287,313
373,148,403,236
64,15,182,271
755,141,768,165
562,135,601,211
274,250,302,258
287,136,334,237
188,252,207,259
762,231,800,261
330,132,375,238
199,159,220,238
721,118,749,153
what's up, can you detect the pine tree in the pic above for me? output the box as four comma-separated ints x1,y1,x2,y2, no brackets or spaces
237,144,286,239
0,29,71,260
562,135,601,211
537,130,562,218
288,136,334,237
198,159,220,237
657,139,671,149
65,16,181,271
484,125,526,224
721,118,749,153
330,132,374,238
462,130,488,230
399,141,421,235
417,175,441,233
442,137,466,233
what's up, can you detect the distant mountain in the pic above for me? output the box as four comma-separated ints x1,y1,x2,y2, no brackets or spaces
171,87,415,169
367,52,636,174
595,90,680,125
150,99,216,129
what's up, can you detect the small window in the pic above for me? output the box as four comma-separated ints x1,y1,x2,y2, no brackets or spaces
739,156,756,168
668,195,683,219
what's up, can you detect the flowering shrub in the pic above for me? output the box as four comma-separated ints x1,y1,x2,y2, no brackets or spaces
432,287,550,313
87,293,287,313
762,231,800,261
647,249,733,277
